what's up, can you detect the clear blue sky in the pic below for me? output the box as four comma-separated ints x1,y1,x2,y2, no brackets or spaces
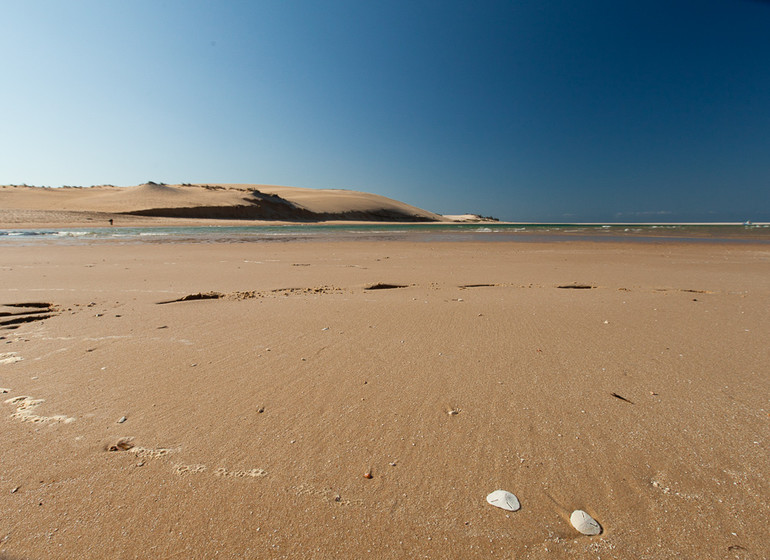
2,1,769,222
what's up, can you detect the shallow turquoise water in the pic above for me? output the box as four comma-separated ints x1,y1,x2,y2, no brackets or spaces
1,223,768,245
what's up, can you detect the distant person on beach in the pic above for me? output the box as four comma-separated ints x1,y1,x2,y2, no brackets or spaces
109,219,113,226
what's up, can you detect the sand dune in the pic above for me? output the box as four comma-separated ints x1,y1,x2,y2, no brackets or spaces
0,183,446,225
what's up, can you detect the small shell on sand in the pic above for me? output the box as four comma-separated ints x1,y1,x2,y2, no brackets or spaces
570,510,602,535
486,490,520,511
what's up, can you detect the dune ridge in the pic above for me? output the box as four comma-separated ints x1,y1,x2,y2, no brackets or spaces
0,183,446,224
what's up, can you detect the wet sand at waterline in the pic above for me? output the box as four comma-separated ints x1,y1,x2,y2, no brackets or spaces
1,240,768,559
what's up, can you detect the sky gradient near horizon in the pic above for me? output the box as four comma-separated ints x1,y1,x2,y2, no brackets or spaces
2,1,769,222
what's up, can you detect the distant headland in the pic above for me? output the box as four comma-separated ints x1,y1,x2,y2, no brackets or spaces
0,183,499,227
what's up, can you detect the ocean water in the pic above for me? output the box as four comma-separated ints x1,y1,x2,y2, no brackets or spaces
1,223,768,245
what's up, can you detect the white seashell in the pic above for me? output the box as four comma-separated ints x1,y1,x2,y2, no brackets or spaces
486,490,520,511
570,509,602,535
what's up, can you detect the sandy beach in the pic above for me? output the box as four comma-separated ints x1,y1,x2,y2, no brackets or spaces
1,235,768,559
5,0,770,555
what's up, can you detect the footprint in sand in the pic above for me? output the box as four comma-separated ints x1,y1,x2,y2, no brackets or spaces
4,395,75,424
172,464,267,479
174,463,207,475
133,446,175,459
296,483,362,506
105,437,175,458
172,464,268,478
106,437,266,480
214,467,267,478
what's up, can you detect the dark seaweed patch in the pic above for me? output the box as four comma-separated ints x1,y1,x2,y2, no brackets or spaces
157,292,224,304
0,315,54,327
0,303,57,330
0,309,52,317
611,392,634,404
364,283,408,290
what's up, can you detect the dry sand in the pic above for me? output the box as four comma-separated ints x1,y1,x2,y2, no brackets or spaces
1,239,769,559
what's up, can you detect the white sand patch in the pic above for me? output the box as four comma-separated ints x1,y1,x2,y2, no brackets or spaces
0,352,22,365
4,395,75,423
